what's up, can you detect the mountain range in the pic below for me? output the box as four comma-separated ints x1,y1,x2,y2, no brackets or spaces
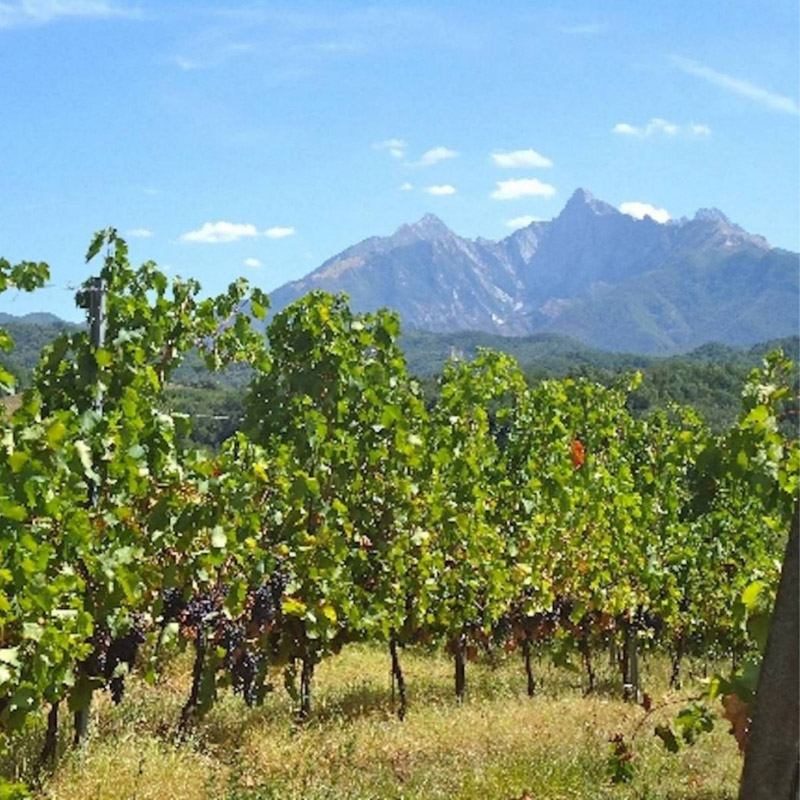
269,188,798,354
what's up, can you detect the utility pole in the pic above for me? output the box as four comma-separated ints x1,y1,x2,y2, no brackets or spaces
73,274,106,746
89,275,107,411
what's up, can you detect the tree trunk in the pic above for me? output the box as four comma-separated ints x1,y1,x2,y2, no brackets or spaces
389,636,407,720
670,632,685,690
739,505,799,800
522,638,536,697
179,631,206,735
609,631,618,670
579,629,596,695
619,628,629,692
299,654,314,719
38,701,59,772
622,620,640,703
72,703,90,746
453,634,466,702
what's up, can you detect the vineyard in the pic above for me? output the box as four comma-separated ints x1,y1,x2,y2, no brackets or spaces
0,232,797,797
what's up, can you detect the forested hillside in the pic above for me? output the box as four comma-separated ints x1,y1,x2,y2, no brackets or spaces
2,311,796,447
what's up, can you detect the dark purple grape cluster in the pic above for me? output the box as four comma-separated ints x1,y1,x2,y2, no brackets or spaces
250,583,278,627
216,618,262,706
182,593,219,632
161,587,186,621
81,628,112,678
219,619,245,655
105,623,146,704
250,568,289,628
230,648,261,707
272,568,289,596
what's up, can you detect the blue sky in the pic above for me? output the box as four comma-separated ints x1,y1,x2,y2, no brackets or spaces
1,0,798,320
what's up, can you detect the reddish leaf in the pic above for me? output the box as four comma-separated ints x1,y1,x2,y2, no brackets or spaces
571,439,585,468
721,693,750,753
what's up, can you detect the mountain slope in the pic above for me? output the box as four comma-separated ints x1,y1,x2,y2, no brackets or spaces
268,189,798,354
269,214,528,334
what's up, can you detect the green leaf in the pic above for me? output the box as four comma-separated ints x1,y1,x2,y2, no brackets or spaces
655,724,680,753
741,581,765,611
282,597,306,616
46,420,67,447
8,452,28,473
0,501,27,522
85,230,106,262
0,779,30,799
211,527,228,549
74,440,99,482
94,348,113,368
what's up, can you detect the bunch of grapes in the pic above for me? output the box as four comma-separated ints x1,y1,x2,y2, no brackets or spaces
249,567,289,629
180,592,220,639
105,622,146,704
217,616,263,707
230,648,261,707
80,627,112,678
250,584,277,628
218,619,244,655
161,587,186,621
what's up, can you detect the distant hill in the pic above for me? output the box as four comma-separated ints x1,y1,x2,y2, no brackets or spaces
401,330,800,377
0,314,82,383
399,329,651,377
0,312,67,326
268,188,799,354
2,308,796,435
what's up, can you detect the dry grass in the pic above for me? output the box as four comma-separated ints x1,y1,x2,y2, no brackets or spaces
10,644,740,800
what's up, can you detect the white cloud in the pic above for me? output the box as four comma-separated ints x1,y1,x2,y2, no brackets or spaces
673,56,800,116
619,201,670,224
425,184,457,196
180,222,295,243
264,226,295,239
243,257,262,268
505,215,545,229
399,182,414,191
490,178,556,201
491,148,552,168
612,123,639,136
652,118,679,135
689,122,712,137
0,0,138,28
613,118,712,138
613,118,679,137
417,146,458,166
126,228,153,238
373,138,407,159
181,222,260,243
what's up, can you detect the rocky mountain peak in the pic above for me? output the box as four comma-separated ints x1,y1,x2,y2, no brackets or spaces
267,187,795,354
560,187,618,219
690,207,770,249
694,207,730,224
394,213,453,242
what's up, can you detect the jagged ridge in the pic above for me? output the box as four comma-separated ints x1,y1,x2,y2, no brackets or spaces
268,189,798,354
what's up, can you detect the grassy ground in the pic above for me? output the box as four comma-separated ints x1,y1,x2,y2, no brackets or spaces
7,644,740,799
